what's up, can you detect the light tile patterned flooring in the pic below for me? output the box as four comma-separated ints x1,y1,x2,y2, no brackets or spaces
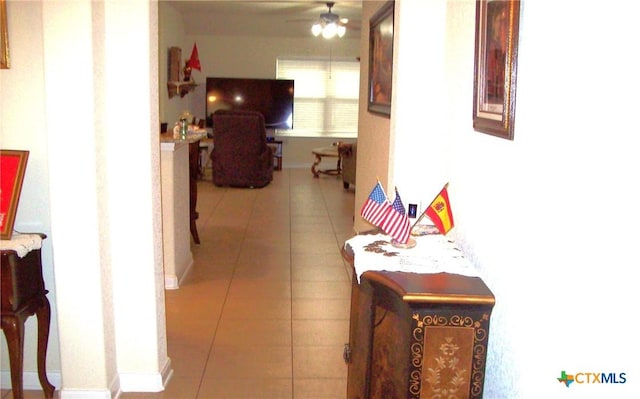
2,169,356,399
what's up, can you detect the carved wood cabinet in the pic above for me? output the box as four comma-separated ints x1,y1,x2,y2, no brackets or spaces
343,247,495,399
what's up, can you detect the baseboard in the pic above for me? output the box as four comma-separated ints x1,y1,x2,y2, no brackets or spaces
59,389,114,399
165,258,193,290
119,357,173,392
1,359,172,398
164,274,179,289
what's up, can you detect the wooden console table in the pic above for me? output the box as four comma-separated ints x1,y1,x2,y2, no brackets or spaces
342,235,495,399
1,233,55,399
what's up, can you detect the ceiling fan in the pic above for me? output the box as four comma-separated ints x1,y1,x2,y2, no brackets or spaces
312,2,349,38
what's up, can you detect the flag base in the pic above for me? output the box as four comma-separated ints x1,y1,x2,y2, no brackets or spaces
390,237,416,249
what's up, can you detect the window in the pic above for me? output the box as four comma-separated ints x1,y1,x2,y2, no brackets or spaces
277,58,360,138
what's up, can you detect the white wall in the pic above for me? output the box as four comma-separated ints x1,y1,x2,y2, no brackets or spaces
353,1,392,233
379,0,640,397
159,1,191,133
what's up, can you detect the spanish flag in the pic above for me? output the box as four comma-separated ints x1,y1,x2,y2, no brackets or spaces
425,183,454,235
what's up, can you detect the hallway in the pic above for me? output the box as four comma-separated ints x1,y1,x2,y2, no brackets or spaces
3,168,356,399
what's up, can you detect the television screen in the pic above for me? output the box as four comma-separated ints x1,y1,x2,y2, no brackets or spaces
206,77,294,130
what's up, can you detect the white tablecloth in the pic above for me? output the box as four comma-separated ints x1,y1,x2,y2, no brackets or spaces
0,233,43,258
344,233,479,282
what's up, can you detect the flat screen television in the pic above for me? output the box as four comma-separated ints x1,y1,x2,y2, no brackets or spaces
206,77,295,130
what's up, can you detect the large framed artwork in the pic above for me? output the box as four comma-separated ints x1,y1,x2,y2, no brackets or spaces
368,1,394,117
1,0,8,69
473,0,520,140
1,150,29,239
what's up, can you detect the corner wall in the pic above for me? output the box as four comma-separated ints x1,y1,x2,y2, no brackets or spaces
370,0,640,397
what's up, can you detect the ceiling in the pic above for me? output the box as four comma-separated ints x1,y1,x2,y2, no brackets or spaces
164,1,363,38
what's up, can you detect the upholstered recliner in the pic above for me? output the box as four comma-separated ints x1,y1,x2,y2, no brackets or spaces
210,110,273,188
338,142,357,189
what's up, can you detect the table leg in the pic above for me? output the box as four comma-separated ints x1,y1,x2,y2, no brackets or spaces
36,298,55,399
311,154,322,178
189,142,201,244
1,315,26,399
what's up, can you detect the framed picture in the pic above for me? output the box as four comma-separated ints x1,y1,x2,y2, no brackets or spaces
1,0,8,69
368,1,394,117
1,150,29,240
473,0,520,140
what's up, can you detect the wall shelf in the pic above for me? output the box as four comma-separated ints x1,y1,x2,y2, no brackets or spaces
167,81,197,99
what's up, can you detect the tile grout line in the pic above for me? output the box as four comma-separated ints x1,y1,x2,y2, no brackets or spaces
287,169,296,399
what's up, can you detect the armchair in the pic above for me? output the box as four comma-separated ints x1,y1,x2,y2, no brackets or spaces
338,142,357,189
210,110,273,188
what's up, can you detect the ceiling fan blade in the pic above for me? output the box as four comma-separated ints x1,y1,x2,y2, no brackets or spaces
285,18,317,23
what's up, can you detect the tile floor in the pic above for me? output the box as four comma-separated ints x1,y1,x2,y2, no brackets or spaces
2,168,356,399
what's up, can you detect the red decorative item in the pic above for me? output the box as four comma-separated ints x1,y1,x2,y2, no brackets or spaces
1,150,29,240
186,42,201,71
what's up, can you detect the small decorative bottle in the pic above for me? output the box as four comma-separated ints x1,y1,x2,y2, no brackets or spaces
180,118,188,140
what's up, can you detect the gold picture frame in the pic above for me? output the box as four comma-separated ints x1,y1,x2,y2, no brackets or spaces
1,0,9,69
473,0,521,140
367,1,394,117
1,150,29,240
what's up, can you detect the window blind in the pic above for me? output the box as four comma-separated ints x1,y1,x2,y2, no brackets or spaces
277,58,360,138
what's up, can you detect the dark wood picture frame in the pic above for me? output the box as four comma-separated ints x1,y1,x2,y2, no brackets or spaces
0,0,8,69
473,0,520,140
368,1,394,117
1,150,29,239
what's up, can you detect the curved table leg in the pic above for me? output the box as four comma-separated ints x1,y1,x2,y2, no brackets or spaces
1,315,26,399
311,153,322,178
36,298,55,399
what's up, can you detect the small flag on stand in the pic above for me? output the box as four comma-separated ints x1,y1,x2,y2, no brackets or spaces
360,181,392,227
186,42,201,71
425,183,454,235
380,188,411,244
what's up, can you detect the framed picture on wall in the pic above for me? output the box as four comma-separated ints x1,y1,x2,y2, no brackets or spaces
1,150,29,240
1,0,9,69
473,0,521,140
367,1,394,117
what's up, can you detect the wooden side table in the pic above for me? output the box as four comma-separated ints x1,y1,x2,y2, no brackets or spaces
1,233,55,399
311,146,341,178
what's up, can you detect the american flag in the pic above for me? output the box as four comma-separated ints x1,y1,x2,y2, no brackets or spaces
360,182,392,227
380,188,411,244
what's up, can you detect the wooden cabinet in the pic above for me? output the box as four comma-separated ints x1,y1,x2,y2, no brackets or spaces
343,245,495,399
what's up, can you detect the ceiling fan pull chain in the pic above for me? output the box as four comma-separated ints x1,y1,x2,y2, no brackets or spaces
329,44,333,79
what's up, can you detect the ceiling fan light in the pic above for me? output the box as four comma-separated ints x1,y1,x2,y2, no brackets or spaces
311,23,322,36
337,25,346,37
322,22,337,39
